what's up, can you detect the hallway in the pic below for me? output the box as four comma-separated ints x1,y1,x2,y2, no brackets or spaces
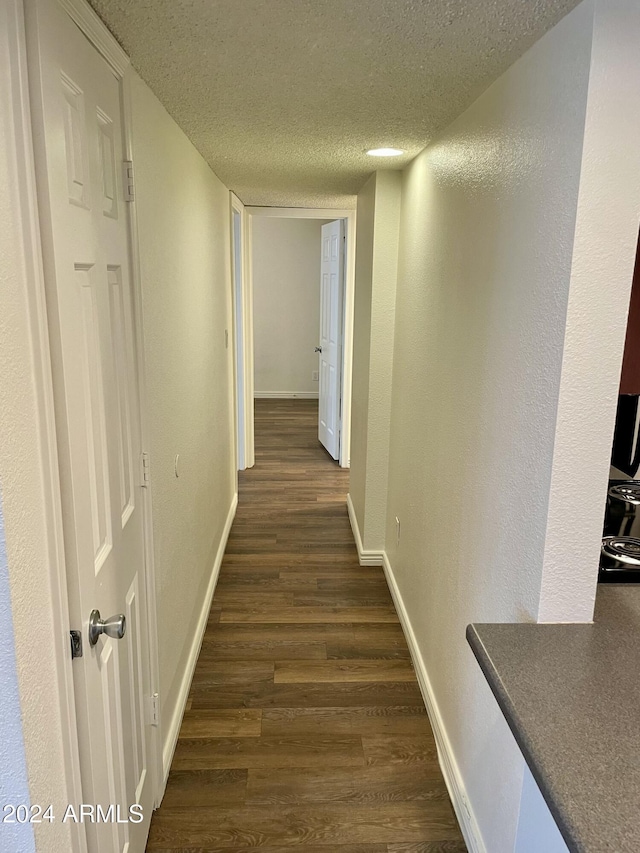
146,399,466,850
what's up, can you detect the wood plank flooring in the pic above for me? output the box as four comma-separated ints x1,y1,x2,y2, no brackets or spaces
147,399,466,852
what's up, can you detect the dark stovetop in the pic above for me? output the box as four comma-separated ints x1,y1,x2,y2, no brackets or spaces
599,480,640,582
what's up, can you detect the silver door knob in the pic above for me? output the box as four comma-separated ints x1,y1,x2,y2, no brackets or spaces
88,609,126,646
315,346,322,353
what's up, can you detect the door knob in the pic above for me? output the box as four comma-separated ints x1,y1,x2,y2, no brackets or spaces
88,609,126,646
315,346,322,353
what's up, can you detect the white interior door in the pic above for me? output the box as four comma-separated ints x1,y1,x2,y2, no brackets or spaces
28,1,154,850
318,220,345,459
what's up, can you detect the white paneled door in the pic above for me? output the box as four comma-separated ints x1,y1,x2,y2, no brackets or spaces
28,1,154,850
318,219,345,459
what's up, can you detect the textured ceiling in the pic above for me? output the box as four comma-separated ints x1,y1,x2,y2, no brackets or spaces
90,0,581,208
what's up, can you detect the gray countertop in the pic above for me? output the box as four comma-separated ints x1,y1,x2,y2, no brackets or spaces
467,585,640,853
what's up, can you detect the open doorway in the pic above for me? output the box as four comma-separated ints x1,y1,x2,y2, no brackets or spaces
600,229,640,581
241,206,356,468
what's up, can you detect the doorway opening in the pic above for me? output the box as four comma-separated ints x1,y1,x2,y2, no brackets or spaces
240,206,356,468
600,228,640,581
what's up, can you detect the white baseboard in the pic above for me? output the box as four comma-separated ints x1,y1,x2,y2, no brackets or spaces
346,494,384,566
160,491,238,791
381,551,486,853
254,392,319,399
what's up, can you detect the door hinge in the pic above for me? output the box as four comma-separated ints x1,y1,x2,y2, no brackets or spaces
69,630,83,659
146,693,159,727
123,160,135,202
140,451,150,487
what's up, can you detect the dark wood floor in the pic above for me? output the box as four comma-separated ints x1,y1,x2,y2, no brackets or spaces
147,399,466,852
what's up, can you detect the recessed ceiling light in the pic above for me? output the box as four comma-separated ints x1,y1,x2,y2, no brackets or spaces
367,147,405,157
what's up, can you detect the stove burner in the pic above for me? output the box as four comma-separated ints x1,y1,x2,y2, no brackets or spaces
601,536,640,566
608,482,640,504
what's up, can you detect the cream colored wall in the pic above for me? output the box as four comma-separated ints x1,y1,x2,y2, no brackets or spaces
252,217,330,397
349,172,401,551
129,74,235,739
382,3,596,850
349,176,376,536
536,0,640,622
363,172,401,550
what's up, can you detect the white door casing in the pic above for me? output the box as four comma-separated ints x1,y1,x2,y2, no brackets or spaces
233,208,245,470
318,219,345,459
231,192,253,470
244,207,354,468
27,1,154,850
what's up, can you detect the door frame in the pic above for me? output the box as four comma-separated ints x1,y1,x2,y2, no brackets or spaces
230,193,254,470
245,206,357,468
19,0,162,833
2,2,86,849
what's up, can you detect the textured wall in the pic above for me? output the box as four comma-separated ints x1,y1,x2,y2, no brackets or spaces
252,217,329,396
130,74,235,736
349,175,376,537
362,172,401,550
0,505,36,853
537,0,640,621
383,3,594,849
349,172,401,551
